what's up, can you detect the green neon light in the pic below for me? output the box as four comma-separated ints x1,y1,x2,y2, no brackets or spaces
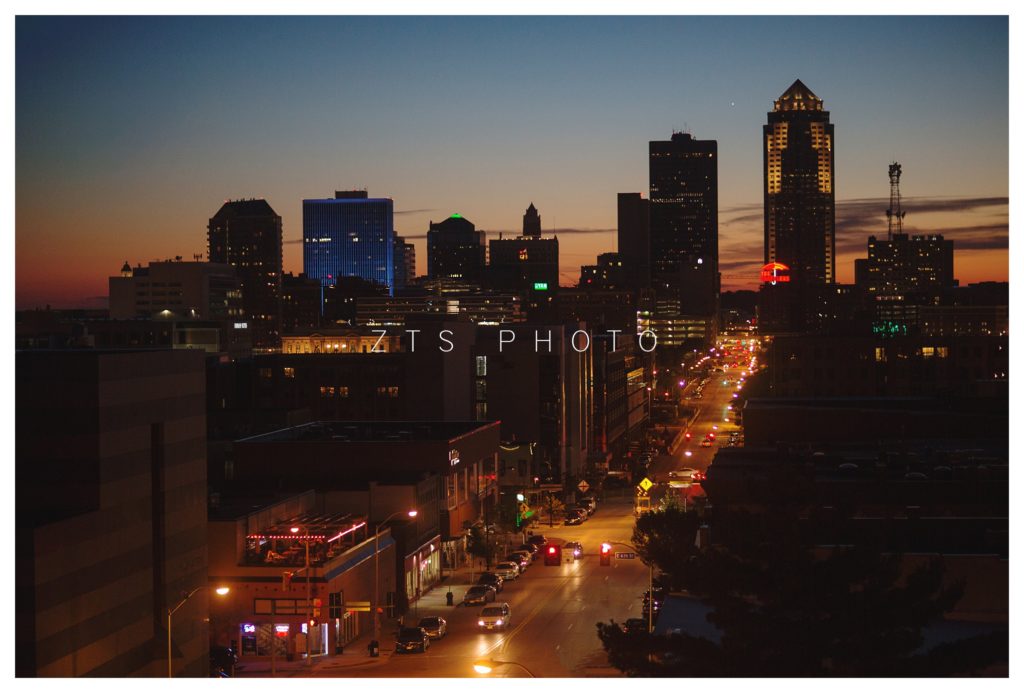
450,213,462,219
533,282,549,291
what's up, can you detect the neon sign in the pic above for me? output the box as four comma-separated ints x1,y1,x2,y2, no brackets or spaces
760,262,791,285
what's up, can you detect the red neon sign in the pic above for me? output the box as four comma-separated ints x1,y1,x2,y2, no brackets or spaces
760,262,791,285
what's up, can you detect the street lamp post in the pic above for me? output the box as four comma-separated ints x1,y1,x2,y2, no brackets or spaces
372,509,418,647
167,585,229,678
289,526,314,667
473,658,537,677
607,541,655,634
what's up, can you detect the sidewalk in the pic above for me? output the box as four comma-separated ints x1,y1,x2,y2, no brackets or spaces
234,567,484,677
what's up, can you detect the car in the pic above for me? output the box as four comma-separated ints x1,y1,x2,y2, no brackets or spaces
692,470,705,482
494,562,520,580
395,626,430,653
577,497,598,515
517,543,540,558
622,618,648,635
526,534,548,548
700,440,712,448
477,572,504,593
478,603,511,630
209,646,237,677
464,584,497,605
565,509,586,525
506,552,531,570
668,467,697,480
417,616,448,639
563,541,583,558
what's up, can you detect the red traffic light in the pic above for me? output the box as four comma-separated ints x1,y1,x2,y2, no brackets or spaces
600,543,611,554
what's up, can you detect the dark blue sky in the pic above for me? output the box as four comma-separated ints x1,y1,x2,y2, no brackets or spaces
16,15,1008,306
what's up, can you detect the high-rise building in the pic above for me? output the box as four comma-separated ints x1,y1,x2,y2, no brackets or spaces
522,203,541,238
487,232,559,320
281,272,323,331
649,132,719,320
393,235,416,292
763,80,836,287
617,192,650,289
108,259,243,322
208,199,283,350
426,213,486,283
303,191,395,296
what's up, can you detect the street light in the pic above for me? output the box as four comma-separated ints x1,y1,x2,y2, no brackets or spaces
373,509,418,646
473,658,537,677
606,541,656,634
289,525,315,667
168,585,229,678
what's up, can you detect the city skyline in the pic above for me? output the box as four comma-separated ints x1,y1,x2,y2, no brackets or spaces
16,15,1008,308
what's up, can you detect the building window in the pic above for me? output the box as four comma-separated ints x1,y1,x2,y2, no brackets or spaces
283,367,295,379
376,386,400,398
338,386,350,398
874,347,886,363
475,355,487,377
259,368,272,379
320,386,335,397
475,402,488,420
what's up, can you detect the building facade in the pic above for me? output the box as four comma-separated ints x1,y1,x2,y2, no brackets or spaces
649,132,719,319
617,192,651,289
303,191,395,296
208,199,284,350
16,350,209,676
762,80,835,332
426,213,486,283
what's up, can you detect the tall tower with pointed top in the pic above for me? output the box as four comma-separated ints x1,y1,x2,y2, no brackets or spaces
763,79,835,286
523,203,541,238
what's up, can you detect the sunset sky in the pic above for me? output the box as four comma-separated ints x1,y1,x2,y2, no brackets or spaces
15,15,1008,309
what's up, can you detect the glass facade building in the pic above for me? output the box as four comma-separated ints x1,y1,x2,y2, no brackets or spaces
303,191,395,296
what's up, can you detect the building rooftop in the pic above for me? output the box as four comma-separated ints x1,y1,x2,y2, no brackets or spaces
238,420,500,445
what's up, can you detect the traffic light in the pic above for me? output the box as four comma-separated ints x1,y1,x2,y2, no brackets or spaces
600,543,612,566
308,618,319,628
544,544,561,566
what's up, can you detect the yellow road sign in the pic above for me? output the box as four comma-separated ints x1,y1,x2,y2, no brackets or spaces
639,477,653,491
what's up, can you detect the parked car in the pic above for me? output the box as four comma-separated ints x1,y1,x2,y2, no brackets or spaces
526,534,548,549
478,603,511,631
576,497,597,515
517,543,539,559
493,561,520,581
395,627,430,653
209,646,237,677
565,509,586,525
477,572,504,593
563,541,584,558
506,552,531,570
416,616,447,639
464,584,497,605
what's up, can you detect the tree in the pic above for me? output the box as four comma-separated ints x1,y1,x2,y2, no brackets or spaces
597,509,1005,676
630,504,700,591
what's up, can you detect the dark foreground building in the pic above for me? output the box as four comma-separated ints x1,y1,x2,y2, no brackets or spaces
16,350,209,677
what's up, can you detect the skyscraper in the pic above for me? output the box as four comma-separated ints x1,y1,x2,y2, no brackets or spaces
649,132,719,322
763,79,836,287
426,213,486,283
522,203,541,238
303,191,395,296
207,198,283,350
616,192,650,289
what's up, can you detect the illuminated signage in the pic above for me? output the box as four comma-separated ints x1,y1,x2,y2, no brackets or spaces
242,624,256,634
533,282,548,291
760,262,791,285
234,321,248,329
449,449,460,467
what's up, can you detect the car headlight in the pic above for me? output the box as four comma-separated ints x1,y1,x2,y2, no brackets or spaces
478,620,485,626
496,619,503,625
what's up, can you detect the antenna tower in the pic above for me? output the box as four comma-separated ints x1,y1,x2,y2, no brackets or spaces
885,162,906,240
